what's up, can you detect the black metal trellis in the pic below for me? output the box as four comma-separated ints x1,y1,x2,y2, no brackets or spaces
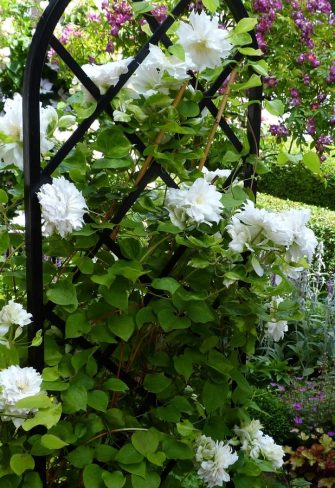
23,0,262,484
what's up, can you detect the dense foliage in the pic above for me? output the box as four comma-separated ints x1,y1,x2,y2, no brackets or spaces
0,0,334,487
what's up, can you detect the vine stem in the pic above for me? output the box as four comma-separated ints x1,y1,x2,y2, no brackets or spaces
134,81,188,186
85,427,148,445
198,68,238,171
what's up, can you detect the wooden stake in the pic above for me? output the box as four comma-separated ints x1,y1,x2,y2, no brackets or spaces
198,68,238,171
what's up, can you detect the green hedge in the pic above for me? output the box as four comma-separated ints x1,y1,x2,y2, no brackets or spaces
258,161,335,211
258,193,335,272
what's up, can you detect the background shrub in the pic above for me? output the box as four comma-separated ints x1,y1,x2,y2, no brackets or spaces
258,162,335,211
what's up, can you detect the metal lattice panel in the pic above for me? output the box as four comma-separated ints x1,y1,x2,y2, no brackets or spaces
23,1,262,482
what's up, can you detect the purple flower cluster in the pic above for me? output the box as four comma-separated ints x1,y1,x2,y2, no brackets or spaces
59,23,82,45
102,0,133,37
269,124,290,137
150,3,168,23
264,76,278,87
297,52,321,68
289,87,301,106
326,62,335,84
316,134,333,154
306,117,316,135
306,0,332,15
252,0,283,51
292,10,314,48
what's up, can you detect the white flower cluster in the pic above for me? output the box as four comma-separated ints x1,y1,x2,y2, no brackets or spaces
0,300,32,337
37,176,87,237
234,420,285,469
0,93,57,170
165,178,223,229
227,200,318,262
195,435,238,487
78,11,232,106
265,296,288,342
0,365,42,428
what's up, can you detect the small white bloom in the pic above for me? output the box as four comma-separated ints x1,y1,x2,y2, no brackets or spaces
145,44,194,80
165,178,223,229
0,365,42,428
37,176,87,237
196,435,238,487
0,93,57,170
265,320,288,342
257,434,285,468
202,167,232,184
0,300,32,336
126,61,169,99
176,11,232,72
80,57,133,100
234,420,284,470
40,78,53,94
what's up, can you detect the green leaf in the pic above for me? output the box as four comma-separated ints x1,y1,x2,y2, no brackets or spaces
233,74,262,91
22,403,62,430
68,446,94,468
131,472,160,488
95,128,131,159
179,101,200,118
228,32,252,46
207,350,233,376
249,60,268,76
23,472,43,488
102,471,126,488
0,189,8,204
119,238,142,260
202,381,229,412
92,158,132,170
303,151,321,174
0,232,10,254
108,314,135,341
46,280,77,307
62,384,87,413
234,17,258,34
132,430,159,457
115,444,144,465
173,354,193,381
136,306,155,329
73,256,94,274
104,378,129,392
101,278,129,310
264,99,285,116
83,464,104,488
132,0,153,17
168,44,185,61
111,260,146,281
16,394,51,409
144,373,172,393
151,277,180,295
202,0,219,12
147,452,166,466
162,439,193,460
41,434,68,449
238,47,263,57
87,390,109,412
10,454,34,476
65,312,90,338
184,301,215,323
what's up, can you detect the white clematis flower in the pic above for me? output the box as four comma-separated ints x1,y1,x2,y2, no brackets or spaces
165,178,223,229
176,11,232,72
37,176,87,238
0,300,32,336
0,365,42,428
265,320,288,342
202,167,232,184
80,57,133,100
0,93,57,170
234,420,284,469
195,435,238,487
